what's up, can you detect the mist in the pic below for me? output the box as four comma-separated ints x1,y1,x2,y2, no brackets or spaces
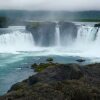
0,0,100,11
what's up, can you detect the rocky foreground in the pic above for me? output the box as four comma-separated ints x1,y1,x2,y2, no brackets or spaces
0,62,100,100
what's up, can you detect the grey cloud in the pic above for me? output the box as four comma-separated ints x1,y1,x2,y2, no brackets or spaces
0,0,100,11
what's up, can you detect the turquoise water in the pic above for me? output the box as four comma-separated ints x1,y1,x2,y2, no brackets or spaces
0,50,100,95
1,24,100,95
0,50,92,95
0,52,36,95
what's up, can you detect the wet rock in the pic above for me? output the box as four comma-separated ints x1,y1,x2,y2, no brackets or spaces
76,59,85,63
94,23,100,27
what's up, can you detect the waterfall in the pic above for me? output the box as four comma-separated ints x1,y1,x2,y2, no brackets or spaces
70,25,100,57
55,23,60,46
73,25,99,48
76,25,98,43
0,26,35,52
1,24,100,57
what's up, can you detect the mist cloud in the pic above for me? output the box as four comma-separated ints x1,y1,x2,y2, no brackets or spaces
0,0,100,11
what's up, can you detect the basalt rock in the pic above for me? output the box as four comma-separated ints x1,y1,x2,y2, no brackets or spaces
94,23,100,27
0,63,100,100
26,22,56,46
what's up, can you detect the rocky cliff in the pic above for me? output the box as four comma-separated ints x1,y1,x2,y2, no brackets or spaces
26,22,78,46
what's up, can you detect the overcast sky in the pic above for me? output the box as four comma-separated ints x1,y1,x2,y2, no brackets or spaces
0,0,100,11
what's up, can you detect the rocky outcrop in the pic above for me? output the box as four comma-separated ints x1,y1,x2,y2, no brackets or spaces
29,63,83,84
0,63,100,100
59,22,77,45
94,23,100,27
26,21,78,46
26,22,56,46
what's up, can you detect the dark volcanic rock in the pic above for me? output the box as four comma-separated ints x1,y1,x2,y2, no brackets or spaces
26,21,78,46
83,63,100,86
76,59,85,63
59,22,77,45
26,22,56,46
94,23,100,27
0,63,100,100
29,63,83,85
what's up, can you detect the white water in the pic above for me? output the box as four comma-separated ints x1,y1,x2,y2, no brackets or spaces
71,25,100,57
1,24,100,95
77,25,99,43
0,26,35,53
0,25,100,58
55,24,60,46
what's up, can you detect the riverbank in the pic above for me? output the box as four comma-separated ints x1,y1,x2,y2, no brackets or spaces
0,61,100,100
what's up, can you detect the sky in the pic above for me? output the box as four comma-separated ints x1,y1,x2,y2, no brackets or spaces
0,0,100,11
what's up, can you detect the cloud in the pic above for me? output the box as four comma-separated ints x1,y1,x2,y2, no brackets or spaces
0,0,100,11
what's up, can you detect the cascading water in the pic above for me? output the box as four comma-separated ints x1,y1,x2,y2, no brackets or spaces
0,24,100,57
76,25,98,43
70,25,100,57
55,23,60,46
0,26,35,52
1,23,100,95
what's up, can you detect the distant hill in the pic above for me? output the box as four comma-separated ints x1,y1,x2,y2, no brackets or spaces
0,10,100,22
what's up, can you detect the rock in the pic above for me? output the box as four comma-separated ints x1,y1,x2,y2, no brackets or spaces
0,63,100,100
26,22,56,46
26,21,78,46
76,59,85,63
94,23,100,27
30,63,83,84
46,58,53,63
59,22,78,43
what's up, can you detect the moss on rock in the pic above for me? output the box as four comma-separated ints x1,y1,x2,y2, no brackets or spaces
0,63,100,100
31,63,56,72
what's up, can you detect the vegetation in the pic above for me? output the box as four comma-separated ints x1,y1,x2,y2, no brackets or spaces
26,22,40,31
0,16,8,28
1,62,100,100
32,63,55,72
74,18,100,22
31,58,54,72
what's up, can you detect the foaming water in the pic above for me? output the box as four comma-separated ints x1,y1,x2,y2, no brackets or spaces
0,26,35,53
0,24,100,58
1,23,100,95
70,25,100,58
55,23,60,46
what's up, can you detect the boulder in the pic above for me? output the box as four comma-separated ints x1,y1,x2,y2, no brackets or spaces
94,23,100,27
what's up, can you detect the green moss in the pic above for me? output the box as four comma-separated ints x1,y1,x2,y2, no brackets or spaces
8,90,25,99
10,82,28,91
31,22,40,28
75,18,100,22
31,63,55,72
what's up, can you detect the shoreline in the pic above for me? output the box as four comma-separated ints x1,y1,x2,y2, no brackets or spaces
0,61,100,100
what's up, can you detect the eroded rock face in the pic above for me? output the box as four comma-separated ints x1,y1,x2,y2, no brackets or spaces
26,22,56,46
59,22,77,45
0,63,100,100
26,22,78,46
